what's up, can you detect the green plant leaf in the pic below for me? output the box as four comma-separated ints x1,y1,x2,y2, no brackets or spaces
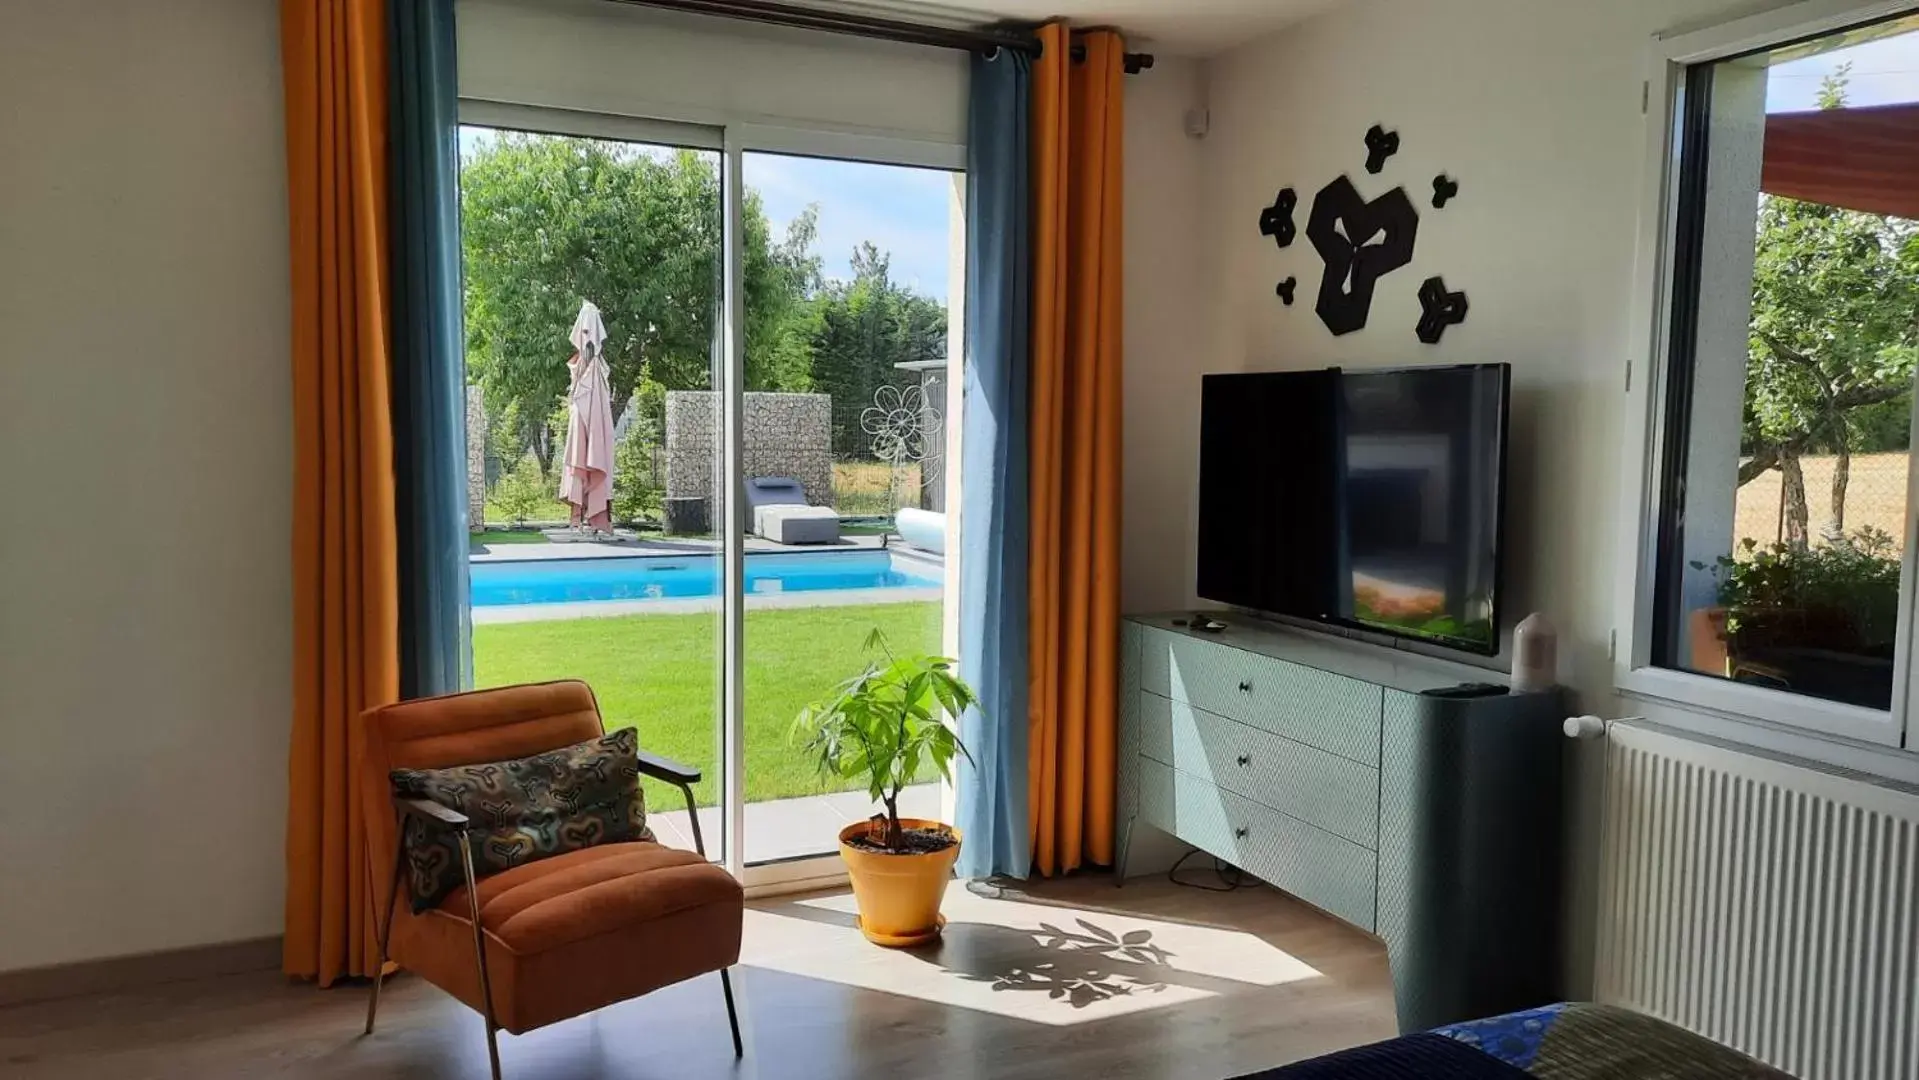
788,625,978,825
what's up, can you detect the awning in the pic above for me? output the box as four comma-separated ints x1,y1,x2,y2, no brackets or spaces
1762,102,1919,220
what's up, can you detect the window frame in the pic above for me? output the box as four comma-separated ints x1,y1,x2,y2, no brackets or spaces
1617,0,1919,751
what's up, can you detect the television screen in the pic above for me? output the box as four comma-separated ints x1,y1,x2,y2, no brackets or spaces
1195,370,1342,619
1196,364,1509,654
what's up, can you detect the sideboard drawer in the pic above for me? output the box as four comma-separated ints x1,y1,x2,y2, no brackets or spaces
1137,757,1377,931
1137,691,1379,848
1141,628,1383,765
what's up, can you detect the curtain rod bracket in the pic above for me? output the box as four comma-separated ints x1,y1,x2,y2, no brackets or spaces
1067,41,1155,74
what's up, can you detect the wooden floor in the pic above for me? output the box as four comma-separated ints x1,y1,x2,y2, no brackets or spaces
0,875,1397,1080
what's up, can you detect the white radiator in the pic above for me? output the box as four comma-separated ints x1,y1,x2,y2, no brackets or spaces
1593,721,1919,1080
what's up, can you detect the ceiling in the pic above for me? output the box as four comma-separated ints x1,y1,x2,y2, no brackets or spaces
807,0,1347,56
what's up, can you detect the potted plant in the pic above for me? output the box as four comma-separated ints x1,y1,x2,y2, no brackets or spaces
792,629,976,947
1694,528,1901,706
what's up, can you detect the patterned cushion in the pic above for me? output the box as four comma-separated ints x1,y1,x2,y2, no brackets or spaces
390,728,652,913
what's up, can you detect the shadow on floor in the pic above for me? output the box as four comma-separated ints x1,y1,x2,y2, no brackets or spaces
758,900,1284,1008
943,917,1175,1008
965,876,1388,991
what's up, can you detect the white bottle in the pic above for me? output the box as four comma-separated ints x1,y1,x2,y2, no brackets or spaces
1510,612,1557,693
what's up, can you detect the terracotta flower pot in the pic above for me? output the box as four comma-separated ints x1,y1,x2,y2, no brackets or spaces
1688,605,1730,676
837,818,962,948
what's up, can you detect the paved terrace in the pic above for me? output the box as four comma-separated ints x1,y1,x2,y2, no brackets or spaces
469,531,896,562
648,782,940,865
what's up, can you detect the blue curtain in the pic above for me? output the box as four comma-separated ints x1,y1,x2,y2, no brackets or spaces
955,47,1033,880
388,0,471,698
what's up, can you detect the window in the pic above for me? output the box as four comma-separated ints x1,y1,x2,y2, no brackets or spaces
1637,5,1919,744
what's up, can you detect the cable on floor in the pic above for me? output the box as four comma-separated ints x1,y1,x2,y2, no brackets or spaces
1168,848,1251,892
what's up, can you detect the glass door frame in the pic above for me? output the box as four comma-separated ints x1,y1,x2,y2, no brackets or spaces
460,99,967,892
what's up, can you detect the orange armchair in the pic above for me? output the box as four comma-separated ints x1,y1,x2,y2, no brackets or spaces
358,680,744,1079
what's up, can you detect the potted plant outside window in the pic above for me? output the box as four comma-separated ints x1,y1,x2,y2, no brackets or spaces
792,629,976,947
1693,528,1901,707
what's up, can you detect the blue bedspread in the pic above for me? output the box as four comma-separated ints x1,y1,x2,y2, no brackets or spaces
1244,1033,1532,1079
1238,1003,1795,1079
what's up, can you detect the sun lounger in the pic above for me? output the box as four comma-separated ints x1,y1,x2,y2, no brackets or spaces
745,476,840,545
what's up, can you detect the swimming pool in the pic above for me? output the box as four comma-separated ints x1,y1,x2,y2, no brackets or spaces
470,550,940,607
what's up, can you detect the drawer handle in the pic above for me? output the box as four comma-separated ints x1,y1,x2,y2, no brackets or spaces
1237,679,1253,693
1236,754,1250,767
1233,826,1249,839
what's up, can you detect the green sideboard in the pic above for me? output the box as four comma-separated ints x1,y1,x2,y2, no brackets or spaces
1117,613,1568,1031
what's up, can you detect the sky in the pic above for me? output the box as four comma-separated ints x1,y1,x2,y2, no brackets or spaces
746,153,953,299
458,126,954,300
1766,28,1919,112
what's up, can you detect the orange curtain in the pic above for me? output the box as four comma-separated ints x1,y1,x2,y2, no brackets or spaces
280,0,401,987
1028,23,1124,878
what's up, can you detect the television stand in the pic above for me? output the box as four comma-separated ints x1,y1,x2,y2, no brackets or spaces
1115,613,1566,1031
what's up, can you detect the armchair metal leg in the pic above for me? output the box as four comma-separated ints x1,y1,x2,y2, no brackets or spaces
364,829,408,1036
458,834,504,1080
363,963,387,1037
484,1021,503,1080
674,783,740,1059
674,780,708,861
720,967,743,1058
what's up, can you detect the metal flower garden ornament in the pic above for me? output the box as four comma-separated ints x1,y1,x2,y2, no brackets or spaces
861,384,942,513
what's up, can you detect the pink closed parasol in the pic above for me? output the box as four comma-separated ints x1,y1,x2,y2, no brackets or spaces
558,300,616,533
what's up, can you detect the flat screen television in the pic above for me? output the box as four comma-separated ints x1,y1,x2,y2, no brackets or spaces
1196,364,1510,654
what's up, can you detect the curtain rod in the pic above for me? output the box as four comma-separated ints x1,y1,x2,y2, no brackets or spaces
605,0,1155,74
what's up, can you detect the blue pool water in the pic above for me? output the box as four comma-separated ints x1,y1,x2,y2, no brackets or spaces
470,550,939,607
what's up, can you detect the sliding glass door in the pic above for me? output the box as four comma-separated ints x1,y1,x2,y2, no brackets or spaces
737,149,958,865
458,107,964,882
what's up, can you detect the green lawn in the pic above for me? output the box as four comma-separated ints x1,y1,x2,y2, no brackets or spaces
484,494,575,529
472,602,943,809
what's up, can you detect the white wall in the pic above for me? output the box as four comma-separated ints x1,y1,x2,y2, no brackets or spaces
0,0,292,972
1184,0,1801,997
1122,56,1211,614
1117,57,1216,875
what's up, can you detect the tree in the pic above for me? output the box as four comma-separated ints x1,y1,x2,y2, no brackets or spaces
461,134,821,472
1740,69,1919,546
611,414,663,524
488,454,549,527
806,243,948,459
